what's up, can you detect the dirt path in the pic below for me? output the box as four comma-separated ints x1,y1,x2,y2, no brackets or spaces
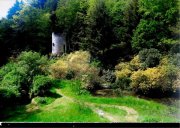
53,89,139,122
85,102,138,122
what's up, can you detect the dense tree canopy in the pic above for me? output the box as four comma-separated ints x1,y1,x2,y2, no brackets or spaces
0,0,179,67
131,0,179,52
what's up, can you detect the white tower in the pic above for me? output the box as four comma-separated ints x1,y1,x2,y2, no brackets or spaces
52,32,66,56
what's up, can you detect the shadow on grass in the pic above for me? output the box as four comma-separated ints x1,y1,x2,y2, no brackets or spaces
52,79,65,89
0,88,62,121
45,91,62,98
0,104,42,121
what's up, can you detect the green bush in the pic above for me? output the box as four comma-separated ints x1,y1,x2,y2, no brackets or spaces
0,85,20,109
0,51,51,110
113,77,131,91
0,63,17,81
114,62,132,91
31,75,52,97
138,48,161,69
17,51,49,76
170,53,180,67
170,43,180,55
81,74,102,92
101,69,116,83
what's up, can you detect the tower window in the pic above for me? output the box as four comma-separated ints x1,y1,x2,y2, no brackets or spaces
52,43,55,46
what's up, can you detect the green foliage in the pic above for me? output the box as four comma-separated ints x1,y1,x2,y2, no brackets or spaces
28,0,47,9
0,62,28,107
0,62,16,81
12,6,51,53
81,74,102,92
114,62,132,90
0,85,20,100
158,39,178,52
113,77,131,91
0,85,20,111
31,75,52,97
56,0,84,30
0,51,50,111
132,0,178,52
56,0,136,67
44,0,58,11
170,43,180,55
138,48,161,68
138,0,178,25
56,0,88,50
101,70,116,83
17,51,49,76
170,53,180,67
81,0,111,54
7,0,23,19
132,19,168,51
0,18,14,65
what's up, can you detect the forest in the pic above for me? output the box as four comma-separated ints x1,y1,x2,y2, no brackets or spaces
0,0,179,123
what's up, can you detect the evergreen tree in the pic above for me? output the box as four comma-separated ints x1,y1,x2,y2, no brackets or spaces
7,0,23,19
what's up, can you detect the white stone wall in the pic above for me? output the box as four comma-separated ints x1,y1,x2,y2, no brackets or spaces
52,32,66,55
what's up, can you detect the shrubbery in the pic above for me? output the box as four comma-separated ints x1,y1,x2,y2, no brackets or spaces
0,51,51,110
100,69,116,83
50,59,68,79
130,65,178,96
129,55,141,71
0,85,20,106
138,48,161,69
50,51,94,79
50,51,100,92
115,63,132,79
114,52,179,97
31,75,52,97
114,62,132,90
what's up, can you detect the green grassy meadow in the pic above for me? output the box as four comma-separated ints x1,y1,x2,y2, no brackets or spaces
2,80,179,123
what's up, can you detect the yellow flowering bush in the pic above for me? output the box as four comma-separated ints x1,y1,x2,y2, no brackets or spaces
129,55,142,71
50,59,68,79
115,62,132,79
131,65,178,96
50,51,101,92
50,51,99,79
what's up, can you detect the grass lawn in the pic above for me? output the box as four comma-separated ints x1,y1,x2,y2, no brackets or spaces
2,80,179,122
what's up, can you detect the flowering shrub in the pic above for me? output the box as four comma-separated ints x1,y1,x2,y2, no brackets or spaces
129,55,142,71
115,62,132,79
50,51,99,79
131,65,178,96
114,62,132,90
50,51,100,91
50,59,68,79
